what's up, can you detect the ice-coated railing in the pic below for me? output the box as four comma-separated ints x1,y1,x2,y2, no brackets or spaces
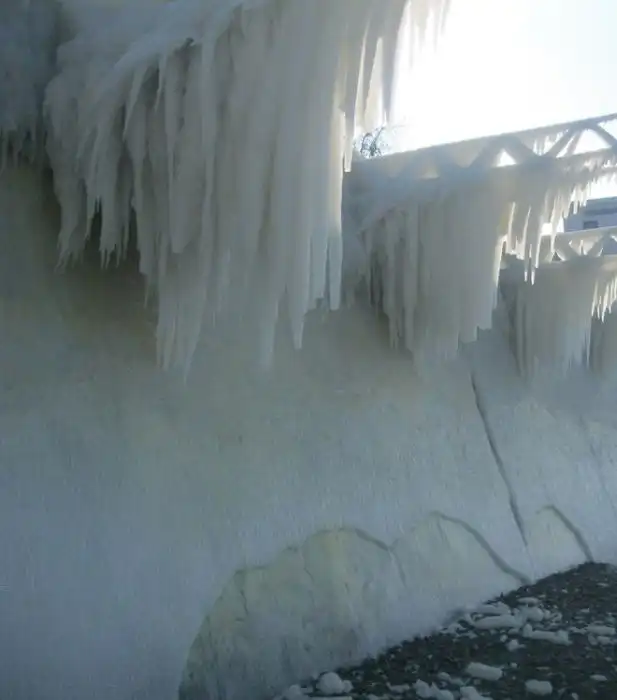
344,114,617,373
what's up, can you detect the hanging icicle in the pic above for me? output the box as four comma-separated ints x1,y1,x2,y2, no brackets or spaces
513,256,617,376
348,126,617,367
45,0,450,373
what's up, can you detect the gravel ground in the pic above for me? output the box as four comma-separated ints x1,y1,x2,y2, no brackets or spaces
274,563,617,700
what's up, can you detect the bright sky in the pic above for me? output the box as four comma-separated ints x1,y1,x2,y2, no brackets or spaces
394,0,617,150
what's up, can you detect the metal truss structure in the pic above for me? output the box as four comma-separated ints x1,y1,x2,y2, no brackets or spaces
346,112,617,238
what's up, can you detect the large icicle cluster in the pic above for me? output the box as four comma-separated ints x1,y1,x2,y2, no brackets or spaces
507,221,617,377
353,149,617,364
0,0,59,166
513,256,617,376
45,0,450,372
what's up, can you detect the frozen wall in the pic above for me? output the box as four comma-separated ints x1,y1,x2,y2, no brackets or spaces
3,165,617,700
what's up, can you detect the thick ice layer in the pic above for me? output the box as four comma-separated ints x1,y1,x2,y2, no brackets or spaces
45,0,450,374
513,256,617,376
361,162,614,364
348,130,617,366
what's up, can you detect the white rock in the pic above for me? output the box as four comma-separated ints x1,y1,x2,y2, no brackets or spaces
316,672,347,696
475,602,511,616
587,625,615,636
465,662,503,681
520,606,545,623
282,684,306,699
523,628,570,645
414,680,433,698
525,679,553,696
316,671,351,696
518,597,540,606
591,674,607,681
473,614,522,630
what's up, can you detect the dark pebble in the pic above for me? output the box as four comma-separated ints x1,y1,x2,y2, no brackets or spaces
300,563,617,699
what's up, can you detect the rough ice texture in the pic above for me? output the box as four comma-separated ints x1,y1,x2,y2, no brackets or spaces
344,121,617,369
44,0,450,374
0,0,59,164
4,167,617,700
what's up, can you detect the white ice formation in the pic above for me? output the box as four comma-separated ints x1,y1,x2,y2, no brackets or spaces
496,222,617,376
346,119,617,369
44,0,450,373
6,0,617,379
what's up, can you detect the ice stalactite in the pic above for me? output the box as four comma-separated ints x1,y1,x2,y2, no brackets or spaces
45,0,450,374
514,257,617,377
502,217,617,377
352,147,617,367
0,0,59,167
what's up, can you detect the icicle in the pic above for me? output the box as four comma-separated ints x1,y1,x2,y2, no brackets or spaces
513,256,617,376
351,130,617,368
45,0,449,373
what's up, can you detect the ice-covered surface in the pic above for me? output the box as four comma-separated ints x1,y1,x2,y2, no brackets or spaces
508,255,617,376
493,223,617,377
0,0,59,164
345,114,617,238
5,4,617,700
8,0,617,380
4,166,617,700
45,0,450,374
344,116,617,368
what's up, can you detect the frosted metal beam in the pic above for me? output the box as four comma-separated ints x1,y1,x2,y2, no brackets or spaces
346,113,617,236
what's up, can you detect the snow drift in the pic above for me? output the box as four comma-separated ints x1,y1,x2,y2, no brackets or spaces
45,0,450,374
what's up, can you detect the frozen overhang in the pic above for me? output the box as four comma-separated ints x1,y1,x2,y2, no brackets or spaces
506,224,617,377
6,0,617,379
42,0,452,374
344,114,617,374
